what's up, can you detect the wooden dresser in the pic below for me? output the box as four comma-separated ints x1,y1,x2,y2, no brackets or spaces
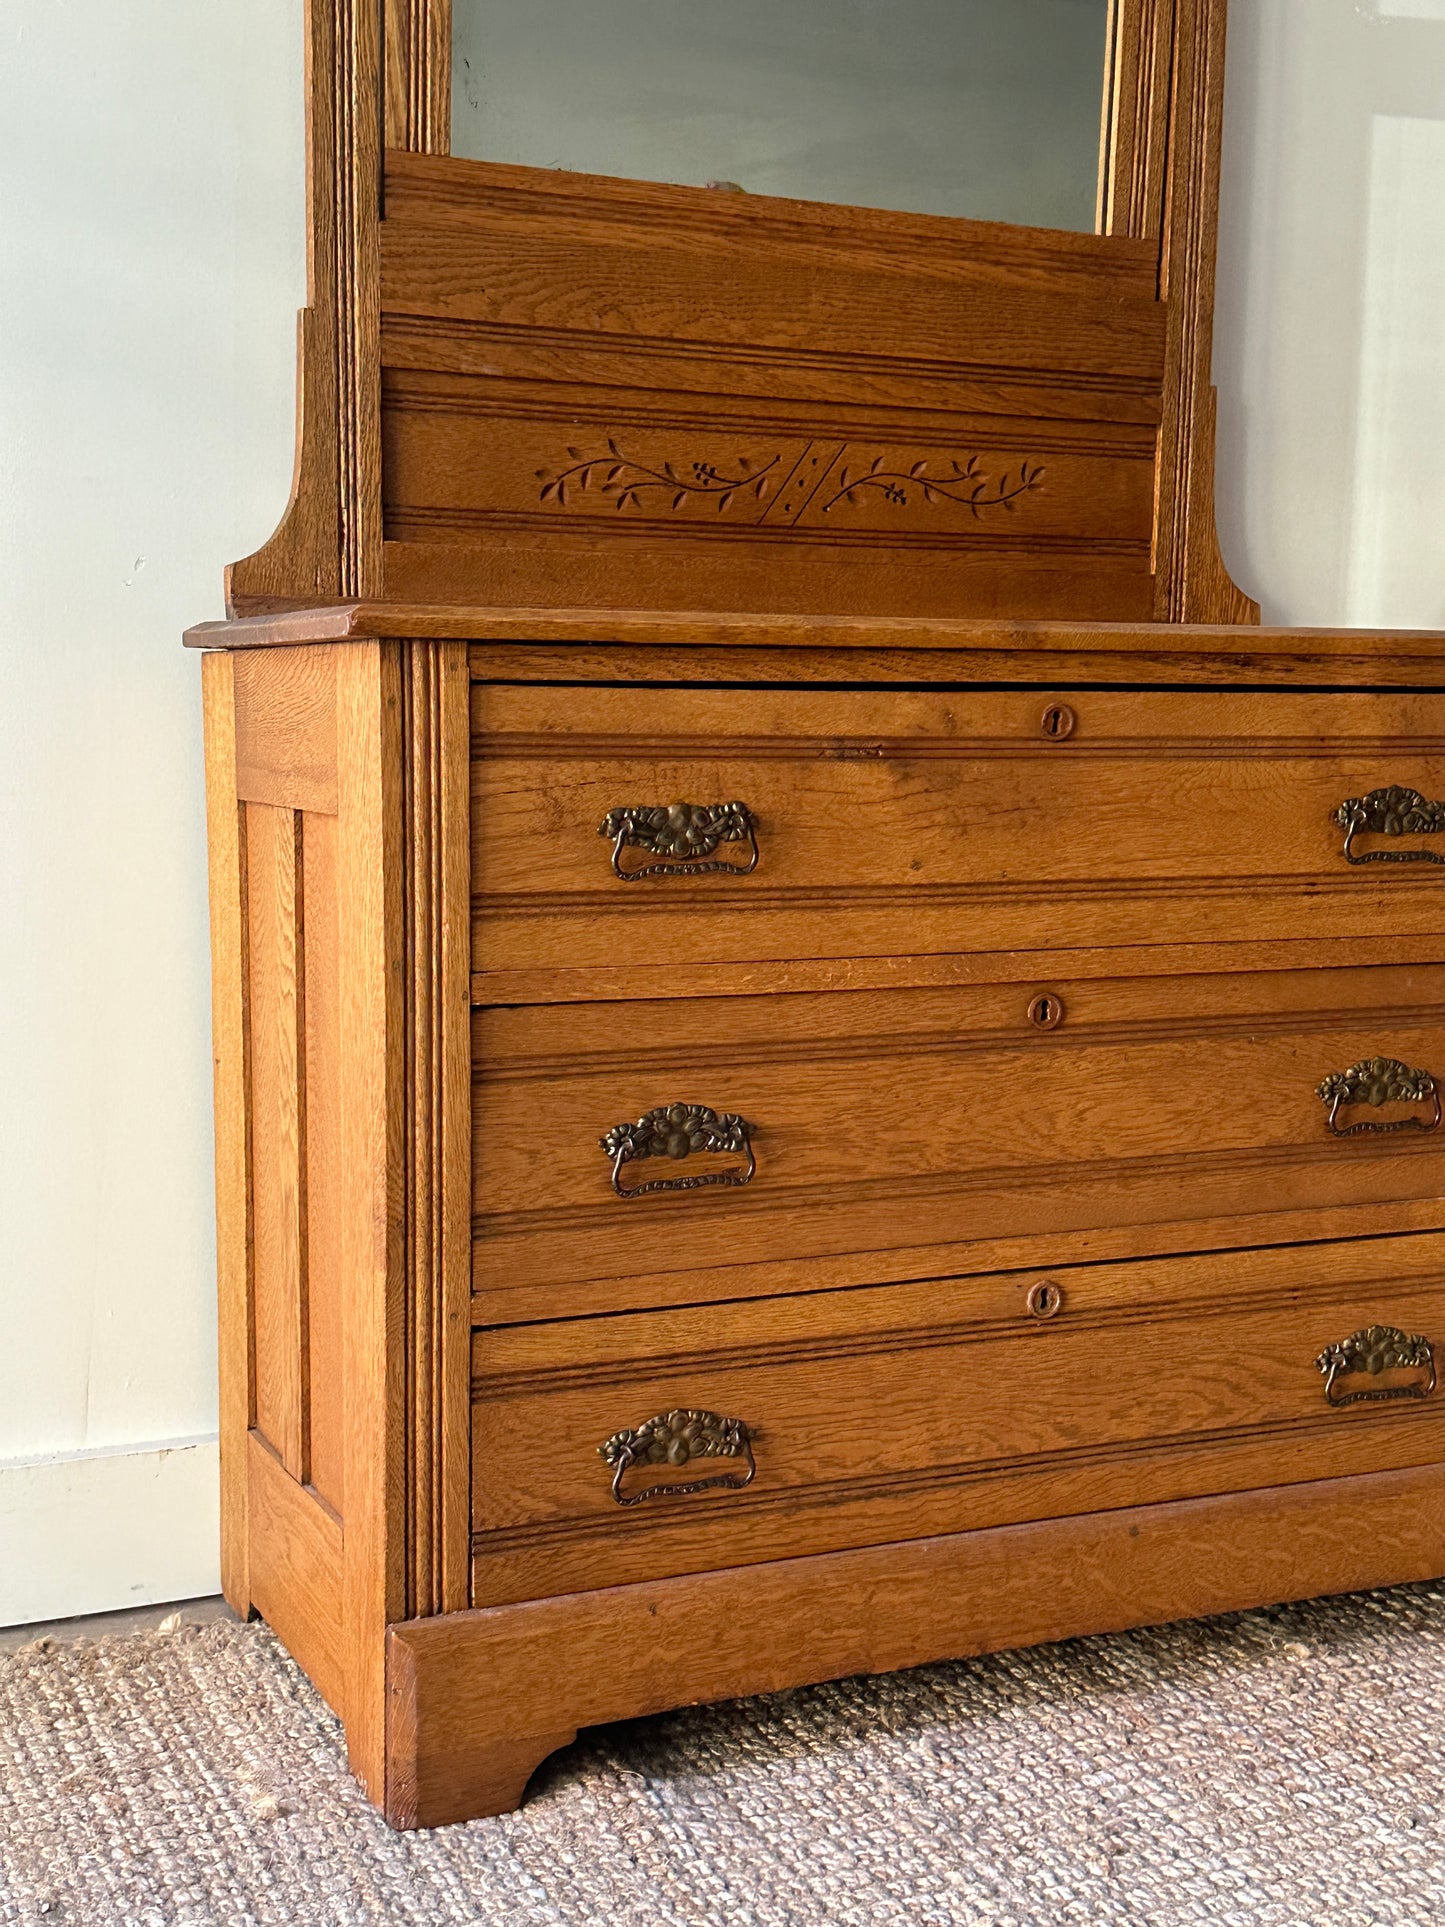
190,0,1445,1827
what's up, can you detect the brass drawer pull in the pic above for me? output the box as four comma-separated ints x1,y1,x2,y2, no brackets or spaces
1334,786,1445,864
1316,1325,1436,1406
599,1409,756,1507
601,1103,756,1197
1316,1058,1440,1136
599,801,759,879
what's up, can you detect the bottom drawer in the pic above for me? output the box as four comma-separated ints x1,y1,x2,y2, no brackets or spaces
471,1231,1445,1606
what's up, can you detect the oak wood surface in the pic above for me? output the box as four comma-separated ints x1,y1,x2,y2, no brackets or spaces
244,802,308,1481
390,1462,1445,1826
247,1432,345,1716
233,647,339,815
335,643,409,1801
469,1236,1445,1601
301,812,346,1515
201,653,252,1615
401,640,474,1619
472,934,1445,1011
472,1196,1445,1329
470,963,1445,1299
470,685,1445,976
186,604,1445,667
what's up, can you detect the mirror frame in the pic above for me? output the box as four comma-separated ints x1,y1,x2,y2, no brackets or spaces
228,0,1252,626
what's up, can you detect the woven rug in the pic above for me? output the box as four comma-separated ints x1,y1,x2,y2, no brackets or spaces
3,1584,1444,1926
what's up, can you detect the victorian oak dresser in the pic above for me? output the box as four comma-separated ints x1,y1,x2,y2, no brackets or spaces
189,0,1445,1827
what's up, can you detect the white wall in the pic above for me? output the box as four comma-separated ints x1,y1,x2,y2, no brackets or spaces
0,2,304,1621
1215,0,1445,625
2,1,1443,1624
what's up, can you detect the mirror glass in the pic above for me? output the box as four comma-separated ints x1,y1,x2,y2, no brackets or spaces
451,0,1114,232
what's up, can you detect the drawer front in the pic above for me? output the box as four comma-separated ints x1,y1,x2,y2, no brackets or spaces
472,686,1445,980
473,962,1445,1300
471,1233,1445,1604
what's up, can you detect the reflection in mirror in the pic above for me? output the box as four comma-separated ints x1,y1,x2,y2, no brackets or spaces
451,0,1113,232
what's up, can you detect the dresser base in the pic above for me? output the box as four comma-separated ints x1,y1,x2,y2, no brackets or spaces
383,1462,1445,1827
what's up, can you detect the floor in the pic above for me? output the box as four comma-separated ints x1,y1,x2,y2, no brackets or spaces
0,1594,235,1655
3,1582,1444,1924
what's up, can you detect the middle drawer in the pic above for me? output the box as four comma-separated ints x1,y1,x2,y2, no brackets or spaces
473,960,1445,1310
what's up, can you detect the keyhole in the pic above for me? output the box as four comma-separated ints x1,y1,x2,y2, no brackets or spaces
1027,1280,1063,1320
1028,992,1065,1031
1040,702,1077,741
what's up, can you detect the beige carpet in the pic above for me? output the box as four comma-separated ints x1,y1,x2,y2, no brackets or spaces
3,1584,1444,1926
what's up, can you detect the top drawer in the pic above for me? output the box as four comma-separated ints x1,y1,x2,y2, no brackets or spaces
471,686,1445,983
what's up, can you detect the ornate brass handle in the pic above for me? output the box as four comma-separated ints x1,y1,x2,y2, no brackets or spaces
599,1408,756,1506
600,1103,756,1198
598,800,759,879
1334,786,1445,864
1316,1325,1436,1406
1316,1058,1441,1136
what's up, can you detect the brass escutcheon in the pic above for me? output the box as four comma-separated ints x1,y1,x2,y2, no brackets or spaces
1026,1280,1064,1320
1028,992,1065,1031
1039,702,1077,741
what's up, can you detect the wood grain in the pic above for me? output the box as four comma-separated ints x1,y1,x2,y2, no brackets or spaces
402,640,474,1618
470,1238,1445,1601
247,1431,345,1716
471,966,1445,1295
227,0,382,612
335,642,409,1802
390,1462,1445,1826
245,802,308,1480
470,684,1445,977
302,811,346,1515
185,605,1445,685
201,652,253,1615
234,647,339,815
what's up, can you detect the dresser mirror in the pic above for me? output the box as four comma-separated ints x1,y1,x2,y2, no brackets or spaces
232,0,1250,624
449,0,1114,230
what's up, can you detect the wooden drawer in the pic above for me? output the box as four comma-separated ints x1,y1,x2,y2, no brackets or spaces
473,961,1445,1307
471,1232,1445,1605
471,686,1445,987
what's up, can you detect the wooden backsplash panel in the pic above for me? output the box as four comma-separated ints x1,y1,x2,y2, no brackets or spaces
377,154,1167,618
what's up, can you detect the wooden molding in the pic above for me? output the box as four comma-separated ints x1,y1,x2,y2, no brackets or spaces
226,0,1257,627
386,1463,1445,1827
400,640,473,1618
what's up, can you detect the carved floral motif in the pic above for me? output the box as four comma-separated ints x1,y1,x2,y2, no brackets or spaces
538,441,776,511
535,442,1046,522
820,453,1045,517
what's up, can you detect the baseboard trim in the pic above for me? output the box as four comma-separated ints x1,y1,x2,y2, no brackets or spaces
388,1463,1445,1827
0,1437,220,1628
